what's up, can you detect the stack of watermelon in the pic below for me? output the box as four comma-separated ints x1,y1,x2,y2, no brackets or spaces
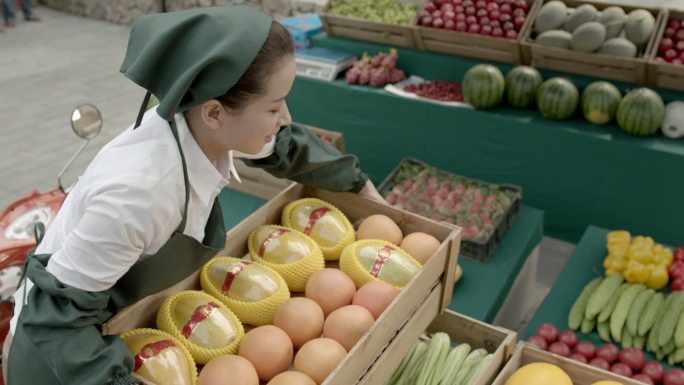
462,63,666,136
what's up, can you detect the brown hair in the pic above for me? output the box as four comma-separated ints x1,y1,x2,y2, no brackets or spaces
218,21,293,110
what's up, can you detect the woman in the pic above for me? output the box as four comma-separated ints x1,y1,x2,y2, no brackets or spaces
4,5,383,384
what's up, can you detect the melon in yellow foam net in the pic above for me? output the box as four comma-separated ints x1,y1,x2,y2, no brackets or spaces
200,256,290,326
120,328,198,385
340,239,422,289
247,225,324,292
156,290,244,365
281,198,355,261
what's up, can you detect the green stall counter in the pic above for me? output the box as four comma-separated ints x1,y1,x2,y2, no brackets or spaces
286,35,684,245
450,205,544,324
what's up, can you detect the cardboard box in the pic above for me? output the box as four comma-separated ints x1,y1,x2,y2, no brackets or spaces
491,342,645,385
281,13,324,50
412,0,541,64
360,308,517,385
229,124,346,200
102,183,461,385
647,9,684,91
320,0,422,48
520,0,664,84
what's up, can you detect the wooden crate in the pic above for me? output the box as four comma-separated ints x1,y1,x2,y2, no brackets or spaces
412,0,541,64
360,307,517,385
102,183,461,385
229,124,346,200
647,9,684,91
491,342,645,385
320,0,422,49
520,0,664,85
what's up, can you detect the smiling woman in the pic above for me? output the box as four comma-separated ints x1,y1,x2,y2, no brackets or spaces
4,5,383,385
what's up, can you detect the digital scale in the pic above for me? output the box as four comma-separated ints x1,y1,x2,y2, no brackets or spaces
295,47,356,82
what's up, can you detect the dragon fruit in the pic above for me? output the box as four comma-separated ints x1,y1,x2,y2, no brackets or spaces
344,48,406,87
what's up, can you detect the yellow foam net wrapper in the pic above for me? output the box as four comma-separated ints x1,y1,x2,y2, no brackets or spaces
200,256,290,326
156,290,245,365
247,225,325,292
120,328,198,385
281,198,355,261
340,239,422,289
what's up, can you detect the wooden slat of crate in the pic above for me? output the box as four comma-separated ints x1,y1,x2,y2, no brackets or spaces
228,124,346,200
647,9,684,91
102,183,461,385
361,302,517,385
412,0,541,64
320,0,422,49
520,0,664,85
492,342,645,385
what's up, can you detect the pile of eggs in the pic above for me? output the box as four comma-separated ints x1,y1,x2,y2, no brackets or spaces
124,198,444,385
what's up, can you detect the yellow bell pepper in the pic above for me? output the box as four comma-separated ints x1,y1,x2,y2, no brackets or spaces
603,255,627,272
647,265,669,289
607,230,631,246
627,246,654,264
625,261,651,284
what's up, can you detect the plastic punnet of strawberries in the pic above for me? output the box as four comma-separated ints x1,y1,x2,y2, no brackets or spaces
403,81,464,102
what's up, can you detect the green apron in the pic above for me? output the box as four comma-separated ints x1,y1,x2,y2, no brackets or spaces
7,120,226,385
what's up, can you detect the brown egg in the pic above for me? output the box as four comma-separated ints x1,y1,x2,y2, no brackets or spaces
356,214,403,245
273,297,325,349
399,232,441,264
305,268,356,316
238,325,293,382
352,280,400,319
198,355,258,385
267,371,317,385
323,305,375,351
294,338,347,385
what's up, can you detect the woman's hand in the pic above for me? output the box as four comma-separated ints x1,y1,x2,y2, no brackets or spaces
358,180,388,205
132,372,159,385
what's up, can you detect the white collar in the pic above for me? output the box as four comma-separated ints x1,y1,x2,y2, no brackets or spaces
172,112,241,207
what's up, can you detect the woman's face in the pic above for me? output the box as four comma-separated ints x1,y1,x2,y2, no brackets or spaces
221,56,296,155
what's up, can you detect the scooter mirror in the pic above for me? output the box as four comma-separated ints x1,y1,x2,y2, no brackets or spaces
71,104,102,140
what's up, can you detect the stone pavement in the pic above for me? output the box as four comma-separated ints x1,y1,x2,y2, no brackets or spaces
0,6,141,209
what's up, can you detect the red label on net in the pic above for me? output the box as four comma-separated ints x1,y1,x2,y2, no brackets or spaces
182,302,220,339
134,339,176,371
370,246,394,277
303,207,331,235
222,262,250,293
259,228,290,257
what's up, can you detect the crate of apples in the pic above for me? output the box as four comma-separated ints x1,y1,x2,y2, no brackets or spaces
417,0,531,39
648,12,684,91
655,18,684,64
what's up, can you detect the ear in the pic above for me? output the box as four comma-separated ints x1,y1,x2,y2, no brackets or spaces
200,100,227,131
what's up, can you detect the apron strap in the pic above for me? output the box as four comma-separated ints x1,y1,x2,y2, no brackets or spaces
33,222,45,246
169,119,191,234
133,91,152,130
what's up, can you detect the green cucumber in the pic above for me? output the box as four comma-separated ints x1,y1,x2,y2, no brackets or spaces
639,292,665,337
568,277,603,330
610,284,645,342
598,282,630,323
659,293,684,348
627,289,655,336
587,273,624,320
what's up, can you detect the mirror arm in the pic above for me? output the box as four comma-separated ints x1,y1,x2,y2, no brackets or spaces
57,139,89,193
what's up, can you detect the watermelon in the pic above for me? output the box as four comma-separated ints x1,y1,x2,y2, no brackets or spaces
581,81,622,125
505,66,543,108
536,78,579,120
463,64,505,109
616,88,665,137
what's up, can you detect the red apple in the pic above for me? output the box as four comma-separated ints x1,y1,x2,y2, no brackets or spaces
421,15,433,26
455,13,466,21
443,10,456,20
642,361,665,384
432,17,444,28
557,331,577,349
661,37,675,53
486,2,499,11
464,0,474,7
512,8,526,18
618,348,645,371
575,341,596,360
455,21,468,31
468,23,481,33
444,19,456,29
503,21,514,30
673,58,683,65
455,5,465,14
665,48,679,62
596,343,620,364
535,324,558,343
526,335,548,350
514,16,525,30
570,353,587,364
489,9,501,20
676,40,684,51
505,29,517,39
425,2,437,12
515,0,528,11
476,8,488,17
476,0,487,8
499,13,512,23
480,24,493,35
665,27,677,39
611,363,633,378
432,10,442,18
632,374,655,385
669,18,682,31
677,29,684,41
679,51,684,62
492,27,504,37
548,342,571,357
490,19,501,28
441,2,454,12
465,6,476,15
589,357,610,371
480,16,491,25
466,15,477,24
500,3,512,14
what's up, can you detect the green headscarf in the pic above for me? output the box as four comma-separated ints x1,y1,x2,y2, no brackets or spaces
120,5,272,120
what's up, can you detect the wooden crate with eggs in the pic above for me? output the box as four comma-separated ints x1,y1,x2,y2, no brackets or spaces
229,124,346,200
520,0,664,85
102,183,462,385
